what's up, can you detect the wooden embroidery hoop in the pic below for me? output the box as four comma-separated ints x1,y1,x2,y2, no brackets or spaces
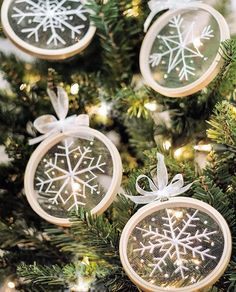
1,0,96,60
139,3,230,97
119,197,232,292
24,127,123,226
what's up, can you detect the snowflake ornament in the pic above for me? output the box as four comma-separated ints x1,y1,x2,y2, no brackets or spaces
149,15,214,81
25,128,122,226
2,0,96,59
120,152,231,291
135,208,217,280
140,3,230,97
120,198,232,291
36,139,106,212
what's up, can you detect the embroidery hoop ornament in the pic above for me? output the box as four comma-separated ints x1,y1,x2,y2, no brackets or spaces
25,128,122,226
24,88,122,226
139,3,230,97
120,198,231,292
1,0,96,60
120,154,232,292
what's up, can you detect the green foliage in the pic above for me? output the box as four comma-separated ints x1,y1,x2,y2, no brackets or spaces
0,0,236,291
17,206,135,291
45,208,120,262
88,0,142,85
207,101,236,146
18,260,108,291
219,39,236,96
18,263,65,287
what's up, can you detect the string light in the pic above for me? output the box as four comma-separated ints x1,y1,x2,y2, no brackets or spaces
176,259,183,266
74,280,89,291
163,140,171,151
97,102,110,117
72,182,81,192
70,83,79,95
194,144,212,152
7,282,15,289
20,83,27,91
174,148,184,159
193,259,201,267
71,278,91,292
174,211,183,219
144,101,158,111
193,37,203,48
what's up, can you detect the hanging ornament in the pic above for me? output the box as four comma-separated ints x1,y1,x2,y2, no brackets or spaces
1,0,96,60
140,1,230,97
120,153,231,292
24,87,122,226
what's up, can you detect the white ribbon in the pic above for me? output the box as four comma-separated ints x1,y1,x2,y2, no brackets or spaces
126,153,192,204
29,87,90,145
144,0,201,32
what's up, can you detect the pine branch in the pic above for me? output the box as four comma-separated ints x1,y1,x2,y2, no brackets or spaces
143,39,236,147
18,258,109,291
219,39,236,96
193,177,236,230
45,209,120,263
17,263,66,289
94,266,139,292
207,101,236,146
110,194,137,231
87,0,142,85
204,152,236,191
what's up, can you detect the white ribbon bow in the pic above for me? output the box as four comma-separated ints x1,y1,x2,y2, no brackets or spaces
144,0,201,32
29,87,90,145
127,153,192,204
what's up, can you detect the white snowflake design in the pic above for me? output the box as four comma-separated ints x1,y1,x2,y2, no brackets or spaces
133,208,217,280
11,0,88,46
36,139,106,211
149,15,214,81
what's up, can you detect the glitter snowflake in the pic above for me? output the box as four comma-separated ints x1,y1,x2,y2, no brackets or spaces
36,139,106,211
149,15,214,81
11,0,88,46
134,208,217,279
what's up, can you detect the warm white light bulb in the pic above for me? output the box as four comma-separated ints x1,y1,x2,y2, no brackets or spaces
144,101,158,111
72,276,91,292
174,211,183,219
163,140,171,151
7,282,15,289
194,144,212,152
176,259,183,266
70,83,79,95
193,37,202,48
174,148,183,159
72,182,81,192
193,259,201,265
97,102,109,117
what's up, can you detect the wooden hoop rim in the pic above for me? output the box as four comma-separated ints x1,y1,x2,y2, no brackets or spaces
24,127,123,226
139,3,230,97
119,197,232,292
1,0,96,60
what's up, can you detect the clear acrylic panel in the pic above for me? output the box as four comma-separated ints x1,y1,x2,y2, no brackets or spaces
149,7,221,88
127,207,224,288
8,0,90,50
34,136,113,218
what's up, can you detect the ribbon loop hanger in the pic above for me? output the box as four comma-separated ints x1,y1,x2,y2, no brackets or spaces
144,0,201,32
126,153,192,204
29,87,90,145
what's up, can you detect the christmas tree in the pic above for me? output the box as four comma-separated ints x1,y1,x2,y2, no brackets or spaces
0,0,236,291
